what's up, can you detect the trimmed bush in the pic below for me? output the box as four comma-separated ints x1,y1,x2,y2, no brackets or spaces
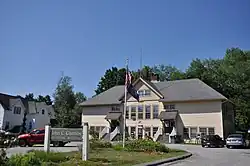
113,139,169,153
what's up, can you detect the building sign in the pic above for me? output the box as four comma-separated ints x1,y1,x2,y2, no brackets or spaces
51,128,82,141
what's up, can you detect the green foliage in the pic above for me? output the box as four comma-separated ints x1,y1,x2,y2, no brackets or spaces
24,93,53,105
0,149,8,165
89,129,99,139
95,67,126,95
7,152,42,166
90,139,112,149
53,74,86,128
7,150,74,166
113,139,169,153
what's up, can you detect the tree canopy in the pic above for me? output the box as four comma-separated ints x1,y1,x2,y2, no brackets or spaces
53,75,86,128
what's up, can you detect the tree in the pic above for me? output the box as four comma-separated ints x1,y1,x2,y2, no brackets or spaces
36,95,53,105
95,67,126,95
152,64,186,81
53,75,86,128
24,93,35,101
74,92,87,104
53,75,77,128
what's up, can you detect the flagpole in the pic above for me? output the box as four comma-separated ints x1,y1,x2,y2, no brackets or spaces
122,59,128,148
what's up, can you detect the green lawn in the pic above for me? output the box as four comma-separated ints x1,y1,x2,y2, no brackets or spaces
50,148,186,166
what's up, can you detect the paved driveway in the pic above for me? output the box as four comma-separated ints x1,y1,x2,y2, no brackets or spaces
162,144,250,166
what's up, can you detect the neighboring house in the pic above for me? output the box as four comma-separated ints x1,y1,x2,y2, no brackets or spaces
0,93,26,131
0,93,55,132
25,101,55,132
80,77,235,142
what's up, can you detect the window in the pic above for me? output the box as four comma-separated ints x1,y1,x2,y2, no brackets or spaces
137,90,151,97
131,106,136,120
145,90,151,96
31,129,45,134
111,106,120,111
138,90,144,97
138,105,143,119
183,128,189,139
164,104,175,110
41,109,45,115
208,128,215,135
153,105,159,119
145,127,151,137
13,107,21,114
199,127,207,136
126,106,129,119
153,127,158,137
145,105,151,119
190,127,197,138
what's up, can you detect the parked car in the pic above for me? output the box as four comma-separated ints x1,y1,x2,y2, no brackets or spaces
18,128,69,147
201,135,225,148
226,133,247,149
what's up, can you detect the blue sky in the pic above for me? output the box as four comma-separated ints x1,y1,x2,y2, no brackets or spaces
0,0,249,98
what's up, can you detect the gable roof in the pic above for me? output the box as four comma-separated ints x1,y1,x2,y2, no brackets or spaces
0,93,27,110
80,78,227,106
118,77,164,101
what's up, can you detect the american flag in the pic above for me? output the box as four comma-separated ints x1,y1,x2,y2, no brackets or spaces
125,70,132,87
125,66,139,102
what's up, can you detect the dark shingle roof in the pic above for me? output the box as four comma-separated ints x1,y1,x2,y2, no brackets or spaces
80,86,124,106
0,93,27,110
80,78,227,106
155,79,227,102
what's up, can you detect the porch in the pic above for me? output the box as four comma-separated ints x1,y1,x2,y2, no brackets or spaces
99,111,123,141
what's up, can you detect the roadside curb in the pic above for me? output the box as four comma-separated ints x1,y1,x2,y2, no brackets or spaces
133,152,192,166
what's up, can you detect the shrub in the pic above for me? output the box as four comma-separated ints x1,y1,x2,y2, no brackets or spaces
7,150,75,166
90,139,112,149
7,152,42,166
0,148,8,166
114,139,169,153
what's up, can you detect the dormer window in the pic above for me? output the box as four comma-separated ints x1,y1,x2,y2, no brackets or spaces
138,89,151,97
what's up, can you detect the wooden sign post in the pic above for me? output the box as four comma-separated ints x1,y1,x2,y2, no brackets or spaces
44,123,89,161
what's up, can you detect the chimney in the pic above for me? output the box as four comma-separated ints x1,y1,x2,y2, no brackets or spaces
151,73,160,83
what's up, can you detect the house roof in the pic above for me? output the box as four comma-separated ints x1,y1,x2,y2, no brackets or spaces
158,111,177,120
80,85,124,106
105,111,122,120
0,93,27,110
80,78,227,106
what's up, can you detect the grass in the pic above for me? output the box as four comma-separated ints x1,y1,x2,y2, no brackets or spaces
23,148,186,166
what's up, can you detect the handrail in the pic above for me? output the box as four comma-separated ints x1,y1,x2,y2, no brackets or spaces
99,126,110,139
110,126,120,141
153,127,163,142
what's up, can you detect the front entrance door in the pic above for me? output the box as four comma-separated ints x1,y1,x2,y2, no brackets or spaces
110,120,120,132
